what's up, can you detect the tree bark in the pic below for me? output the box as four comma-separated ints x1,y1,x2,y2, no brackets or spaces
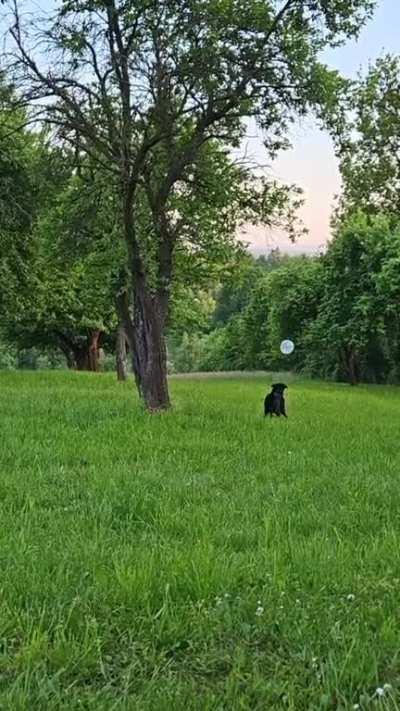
347,351,359,386
115,288,142,395
133,280,170,411
73,330,102,372
123,198,171,410
116,323,128,381
75,348,90,371
342,346,359,386
88,329,101,372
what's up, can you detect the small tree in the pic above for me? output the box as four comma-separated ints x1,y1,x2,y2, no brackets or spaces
6,0,375,409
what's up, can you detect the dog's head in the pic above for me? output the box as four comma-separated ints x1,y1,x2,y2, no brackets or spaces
271,383,287,393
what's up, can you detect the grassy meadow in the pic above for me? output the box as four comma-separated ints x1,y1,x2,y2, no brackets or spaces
0,371,400,709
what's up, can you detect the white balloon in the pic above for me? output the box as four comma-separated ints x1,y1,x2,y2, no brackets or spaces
280,339,295,355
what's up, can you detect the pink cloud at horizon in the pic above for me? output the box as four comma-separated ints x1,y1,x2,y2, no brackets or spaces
239,122,341,256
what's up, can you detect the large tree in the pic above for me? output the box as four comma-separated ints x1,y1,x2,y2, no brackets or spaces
336,54,400,218
0,182,120,371
0,76,72,360
304,213,400,385
6,0,375,409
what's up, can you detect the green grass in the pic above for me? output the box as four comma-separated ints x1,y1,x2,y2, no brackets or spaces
1,371,400,710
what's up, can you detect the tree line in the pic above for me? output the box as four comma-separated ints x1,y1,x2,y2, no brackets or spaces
172,50,400,385
172,212,400,386
1,1,399,402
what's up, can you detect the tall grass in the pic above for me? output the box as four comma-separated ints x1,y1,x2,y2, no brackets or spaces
0,371,399,709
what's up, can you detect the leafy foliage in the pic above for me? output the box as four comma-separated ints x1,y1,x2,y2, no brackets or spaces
1,164,120,366
337,55,400,217
310,216,398,384
170,215,400,386
5,0,376,407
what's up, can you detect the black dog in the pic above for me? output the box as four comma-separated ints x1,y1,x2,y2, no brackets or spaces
264,383,287,418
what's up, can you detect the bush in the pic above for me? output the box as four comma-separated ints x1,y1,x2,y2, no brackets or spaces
0,342,17,370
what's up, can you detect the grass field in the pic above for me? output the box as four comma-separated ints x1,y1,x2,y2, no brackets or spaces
1,372,400,710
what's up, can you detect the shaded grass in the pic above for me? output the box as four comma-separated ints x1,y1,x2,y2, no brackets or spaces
0,371,400,709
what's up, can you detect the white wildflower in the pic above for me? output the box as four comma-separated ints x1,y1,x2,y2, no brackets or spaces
255,606,264,617
375,684,392,697
347,594,355,602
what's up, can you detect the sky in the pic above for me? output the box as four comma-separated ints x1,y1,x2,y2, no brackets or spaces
244,0,400,257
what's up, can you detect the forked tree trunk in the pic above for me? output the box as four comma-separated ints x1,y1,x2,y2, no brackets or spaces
73,330,102,372
133,281,170,411
116,324,128,381
122,202,171,410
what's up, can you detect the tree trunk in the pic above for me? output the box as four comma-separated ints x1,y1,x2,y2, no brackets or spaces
88,330,101,372
133,280,170,411
122,190,171,410
116,323,128,381
73,331,101,372
75,348,90,371
115,288,142,394
342,347,359,386
348,351,359,386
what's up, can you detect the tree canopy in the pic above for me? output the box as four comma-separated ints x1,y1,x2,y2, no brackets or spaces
337,54,400,218
4,0,376,409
